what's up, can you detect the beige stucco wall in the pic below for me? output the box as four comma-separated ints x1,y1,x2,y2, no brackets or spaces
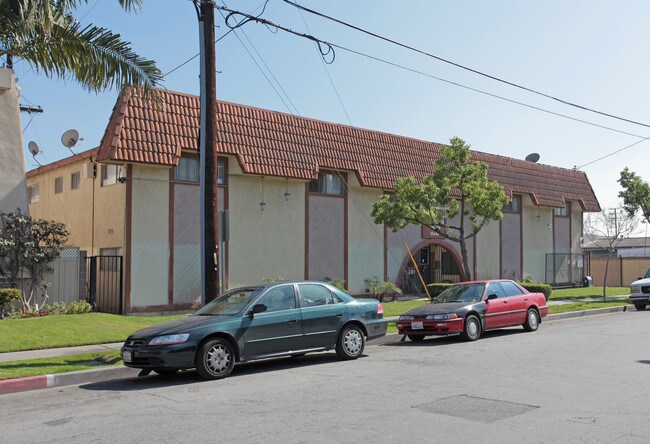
0,69,28,213
227,174,305,288
27,158,125,254
474,219,500,280
347,185,384,293
129,165,169,307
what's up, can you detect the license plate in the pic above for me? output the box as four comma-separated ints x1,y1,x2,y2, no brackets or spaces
122,351,132,363
411,321,423,330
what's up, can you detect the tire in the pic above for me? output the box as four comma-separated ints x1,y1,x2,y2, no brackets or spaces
462,315,481,341
407,334,425,342
634,303,647,311
523,308,540,332
195,338,235,380
153,368,179,376
336,324,365,360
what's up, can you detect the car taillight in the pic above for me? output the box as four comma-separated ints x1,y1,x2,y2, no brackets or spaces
377,303,384,316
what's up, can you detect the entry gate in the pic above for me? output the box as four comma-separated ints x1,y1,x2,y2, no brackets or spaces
86,256,123,314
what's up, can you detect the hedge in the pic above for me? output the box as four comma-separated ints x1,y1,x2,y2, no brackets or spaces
519,283,552,301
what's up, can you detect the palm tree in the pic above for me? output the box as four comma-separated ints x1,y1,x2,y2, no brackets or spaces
0,0,161,96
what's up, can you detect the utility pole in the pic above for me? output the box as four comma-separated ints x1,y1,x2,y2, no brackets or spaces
196,0,219,305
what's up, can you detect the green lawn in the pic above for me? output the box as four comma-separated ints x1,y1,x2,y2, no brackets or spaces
0,313,184,353
381,299,429,317
549,287,628,300
0,351,122,380
548,300,630,314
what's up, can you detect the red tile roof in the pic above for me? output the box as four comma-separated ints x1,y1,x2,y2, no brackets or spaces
97,87,600,211
26,148,99,178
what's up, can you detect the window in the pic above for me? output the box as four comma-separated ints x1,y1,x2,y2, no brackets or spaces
28,184,40,204
502,195,521,212
501,281,524,297
486,282,506,298
257,286,296,312
99,247,123,271
174,158,226,184
71,172,80,190
553,201,571,217
101,165,122,187
54,177,63,194
298,284,335,307
309,172,344,195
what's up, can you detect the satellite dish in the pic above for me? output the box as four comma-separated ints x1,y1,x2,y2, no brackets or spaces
61,129,80,148
28,141,40,156
525,152,540,163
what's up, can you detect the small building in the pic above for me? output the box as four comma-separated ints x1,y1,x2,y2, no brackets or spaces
27,87,600,313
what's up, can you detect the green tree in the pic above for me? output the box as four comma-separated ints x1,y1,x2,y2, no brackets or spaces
371,137,509,281
618,168,650,223
0,0,161,95
0,211,69,311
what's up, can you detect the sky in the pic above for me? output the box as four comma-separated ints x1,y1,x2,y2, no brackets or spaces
13,0,650,215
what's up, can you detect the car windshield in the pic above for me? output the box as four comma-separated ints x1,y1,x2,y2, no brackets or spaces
193,288,263,316
645,269,650,279
433,284,485,303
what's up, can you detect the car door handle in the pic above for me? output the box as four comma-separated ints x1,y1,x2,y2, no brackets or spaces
336,313,343,317
288,319,298,323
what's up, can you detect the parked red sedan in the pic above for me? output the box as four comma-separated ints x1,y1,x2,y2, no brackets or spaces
396,280,548,342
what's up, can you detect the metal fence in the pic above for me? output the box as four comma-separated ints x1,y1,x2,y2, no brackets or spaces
86,255,123,314
545,253,586,286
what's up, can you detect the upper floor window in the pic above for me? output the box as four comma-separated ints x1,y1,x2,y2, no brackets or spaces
54,177,63,194
502,195,521,213
28,184,40,204
101,164,122,187
71,172,80,190
309,172,344,196
553,201,571,217
174,157,226,184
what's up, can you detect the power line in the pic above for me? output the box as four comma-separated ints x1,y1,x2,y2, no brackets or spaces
576,136,650,169
282,0,650,130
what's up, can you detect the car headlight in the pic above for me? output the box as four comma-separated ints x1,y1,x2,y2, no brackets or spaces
426,313,459,320
631,286,641,294
148,334,190,346
399,315,414,321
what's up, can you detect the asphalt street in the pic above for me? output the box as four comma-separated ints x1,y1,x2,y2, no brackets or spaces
2,311,650,443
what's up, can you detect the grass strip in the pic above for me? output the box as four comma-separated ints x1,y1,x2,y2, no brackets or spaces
0,313,184,353
549,287,628,300
0,351,122,380
548,300,630,314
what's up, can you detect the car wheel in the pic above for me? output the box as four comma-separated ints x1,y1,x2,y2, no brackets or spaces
523,308,540,332
634,303,647,311
407,334,425,342
196,338,235,380
153,368,179,376
336,324,365,360
462,315,481,341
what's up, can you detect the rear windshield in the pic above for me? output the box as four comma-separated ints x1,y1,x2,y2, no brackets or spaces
194,288,263,316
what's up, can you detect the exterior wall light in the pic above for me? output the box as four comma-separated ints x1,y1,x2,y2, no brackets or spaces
259,176,266,211
284,178,290,201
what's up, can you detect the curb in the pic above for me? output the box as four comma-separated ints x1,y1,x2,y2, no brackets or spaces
0,304,633,396
0,366,140,396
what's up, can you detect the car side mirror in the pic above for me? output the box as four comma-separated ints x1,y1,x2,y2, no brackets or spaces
486,294,498,301
249,303,267,317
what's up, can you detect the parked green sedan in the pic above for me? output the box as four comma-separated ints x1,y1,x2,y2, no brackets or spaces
121,281,387,379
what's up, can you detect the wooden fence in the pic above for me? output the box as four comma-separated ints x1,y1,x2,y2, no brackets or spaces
588,255,650,287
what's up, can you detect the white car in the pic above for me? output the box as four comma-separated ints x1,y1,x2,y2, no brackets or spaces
629,268,650,310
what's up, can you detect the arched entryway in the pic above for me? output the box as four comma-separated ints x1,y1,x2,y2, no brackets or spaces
398,240,466,295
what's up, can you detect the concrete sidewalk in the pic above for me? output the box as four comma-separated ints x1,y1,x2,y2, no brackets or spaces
0,342,124,363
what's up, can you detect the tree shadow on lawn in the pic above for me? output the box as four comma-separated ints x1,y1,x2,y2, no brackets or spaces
381,328,524,347
80,352,362,392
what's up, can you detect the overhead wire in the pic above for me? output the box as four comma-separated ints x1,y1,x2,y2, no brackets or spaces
282,0,650,130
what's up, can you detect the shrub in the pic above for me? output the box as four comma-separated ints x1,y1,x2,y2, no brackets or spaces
0,288,22,318
520,283,552,301
328,278,346,291
368,279,403,301
43,300,93,315
426,283,453,298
